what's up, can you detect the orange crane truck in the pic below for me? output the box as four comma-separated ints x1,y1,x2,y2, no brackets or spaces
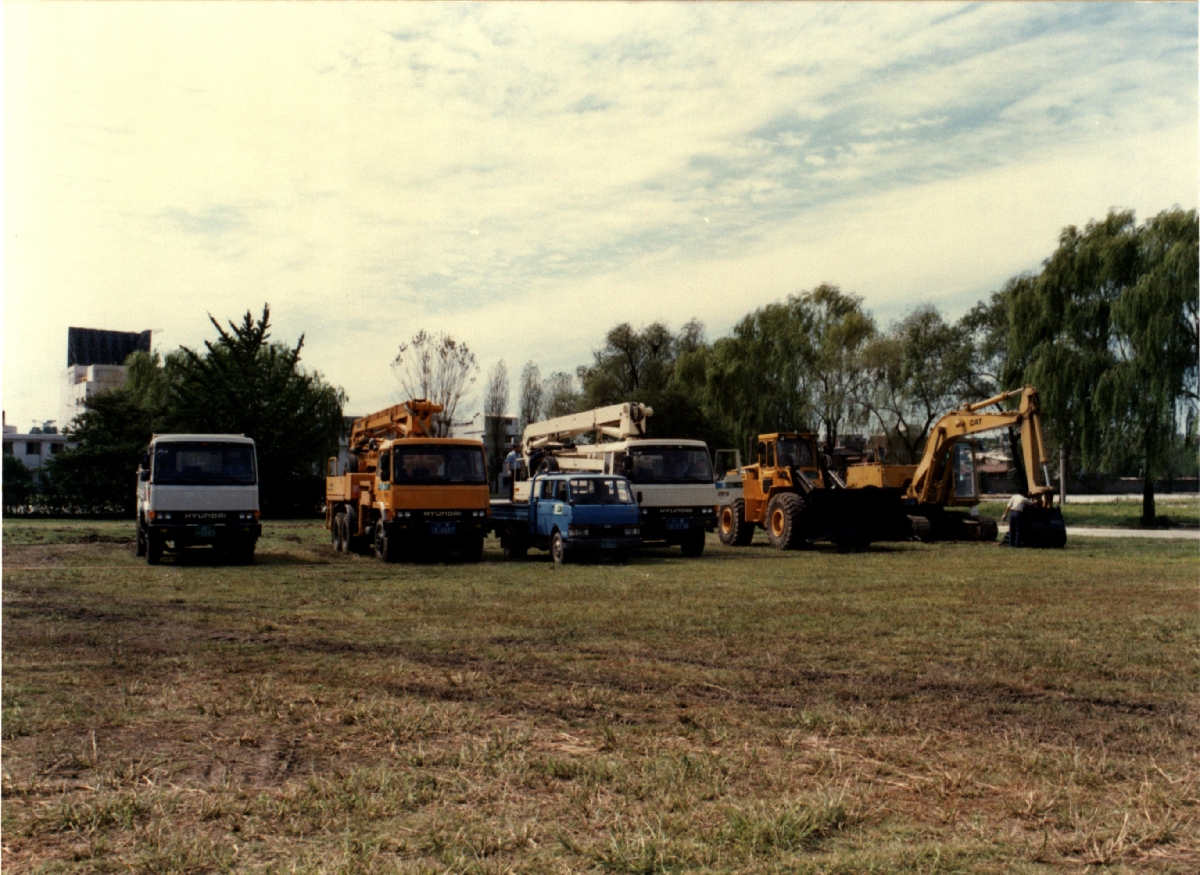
845,385,1065,547
325,399,490,562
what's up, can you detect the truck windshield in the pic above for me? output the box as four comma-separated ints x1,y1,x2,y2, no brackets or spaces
393,445,487,484
627,446,713,484
569,478,634,504
152,442,257,486
775,437,815,469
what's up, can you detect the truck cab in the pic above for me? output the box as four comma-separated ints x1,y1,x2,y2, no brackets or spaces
490,473,640,564
136,434,261,565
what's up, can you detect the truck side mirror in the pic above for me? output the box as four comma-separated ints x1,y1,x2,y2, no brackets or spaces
139,468,150,482
622,456,633,477
636,491,643,504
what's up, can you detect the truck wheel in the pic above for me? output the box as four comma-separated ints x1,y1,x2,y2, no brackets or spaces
766,493,805,550
718,501,754,546
146,534,164,565
136,522,147,557
501,531,528,559
680,528,705,557
338,513,352,554
228,539,256,565
551,530,567,566
375,522,399,563
461,533,485,563
332,511,347,552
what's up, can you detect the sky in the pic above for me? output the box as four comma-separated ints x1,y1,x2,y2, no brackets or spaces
3,2,1197,429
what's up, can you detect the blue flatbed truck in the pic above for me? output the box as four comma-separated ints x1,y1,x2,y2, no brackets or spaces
489,473,641,564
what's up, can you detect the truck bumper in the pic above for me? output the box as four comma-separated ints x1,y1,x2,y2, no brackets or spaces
148,522,261,546
563,535,641,554
639,509,715,543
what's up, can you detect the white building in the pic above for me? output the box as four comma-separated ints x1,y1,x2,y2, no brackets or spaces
59,327,152,431
3,413,72,478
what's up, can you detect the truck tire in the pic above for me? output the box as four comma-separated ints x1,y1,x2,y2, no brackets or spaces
337,513,351,554
680,527,705,557
551,530,567,566
501,530,528,559
228,539,256,565
146,533,164,565
136,522,147,557
374,522,400,563
718,500,754,547
766,493,805,550
333,511,347,552
461,532,485,563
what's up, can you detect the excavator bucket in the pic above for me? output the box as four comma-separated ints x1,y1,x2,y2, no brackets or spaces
1006,506,1067,548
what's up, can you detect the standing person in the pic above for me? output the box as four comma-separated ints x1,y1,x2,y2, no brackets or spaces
1001,492,1033,546
504,447,519,499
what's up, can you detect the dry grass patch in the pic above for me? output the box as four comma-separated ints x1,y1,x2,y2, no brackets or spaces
3,519,1197,873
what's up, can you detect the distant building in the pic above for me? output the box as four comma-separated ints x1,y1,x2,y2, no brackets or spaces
2,411,72,479
60,327,151,431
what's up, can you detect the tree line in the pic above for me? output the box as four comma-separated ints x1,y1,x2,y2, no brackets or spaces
483,208,1197,522
5,207,1194,521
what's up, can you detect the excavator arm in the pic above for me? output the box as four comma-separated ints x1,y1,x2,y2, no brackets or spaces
908,386,1055,507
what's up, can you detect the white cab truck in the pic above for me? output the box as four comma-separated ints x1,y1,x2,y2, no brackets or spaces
136,434,262,565
518,403,716,556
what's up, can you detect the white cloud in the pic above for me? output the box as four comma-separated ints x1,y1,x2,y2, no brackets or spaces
3,2,1196,425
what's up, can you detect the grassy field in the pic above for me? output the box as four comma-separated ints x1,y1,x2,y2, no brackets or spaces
3,519,1197,874
976,495,1199,529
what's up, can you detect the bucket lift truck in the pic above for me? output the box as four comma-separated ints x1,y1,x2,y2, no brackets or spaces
325,399,490,562
512,402,716,556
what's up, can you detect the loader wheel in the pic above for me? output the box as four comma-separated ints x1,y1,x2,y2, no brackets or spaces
718,500,755,546
765,493,805,550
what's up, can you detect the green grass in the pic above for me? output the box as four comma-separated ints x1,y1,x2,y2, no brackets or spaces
2,518,1197,873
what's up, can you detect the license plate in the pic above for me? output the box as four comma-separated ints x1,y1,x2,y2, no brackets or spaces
665,518,690,531
601,539,618,549
430,522,457,535
196,525,217,538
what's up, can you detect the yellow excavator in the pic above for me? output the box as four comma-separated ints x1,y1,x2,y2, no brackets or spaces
845,385,1065,547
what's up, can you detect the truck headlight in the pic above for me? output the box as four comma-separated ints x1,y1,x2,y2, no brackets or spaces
625,526,640,536
568,525,589,537
161,512,172,521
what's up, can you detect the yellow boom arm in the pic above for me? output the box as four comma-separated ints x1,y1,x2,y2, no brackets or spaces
908,386,1055,507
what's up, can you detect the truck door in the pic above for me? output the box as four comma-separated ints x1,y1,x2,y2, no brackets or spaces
535,479,561,535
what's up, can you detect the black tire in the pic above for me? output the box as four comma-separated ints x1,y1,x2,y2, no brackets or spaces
461,532,484,563
136,522,147,557
765,492,805,550
337,513,351,554
374,522,399,563
501,531,528,559
228,539,256,565
680,527,705,557
718,500,754,547
146,534,164,565
333,511,347,552
551,530,567,566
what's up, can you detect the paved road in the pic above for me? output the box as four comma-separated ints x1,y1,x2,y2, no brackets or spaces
997,524,1199,540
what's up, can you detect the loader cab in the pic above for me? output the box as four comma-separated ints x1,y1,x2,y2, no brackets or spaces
756,433,823,485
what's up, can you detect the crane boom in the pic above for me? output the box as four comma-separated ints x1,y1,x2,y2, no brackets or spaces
349,399,442,454
522,402,653,455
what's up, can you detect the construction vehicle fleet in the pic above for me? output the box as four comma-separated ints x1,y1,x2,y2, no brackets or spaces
325,399,490,562
137,385,1066,565
509,402,716,556
844,385,1066,548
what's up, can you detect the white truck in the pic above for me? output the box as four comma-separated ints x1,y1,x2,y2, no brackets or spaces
136,434,262,565
517,403,716,556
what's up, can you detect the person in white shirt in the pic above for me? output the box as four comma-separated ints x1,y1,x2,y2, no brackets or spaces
1001,493,1033,546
